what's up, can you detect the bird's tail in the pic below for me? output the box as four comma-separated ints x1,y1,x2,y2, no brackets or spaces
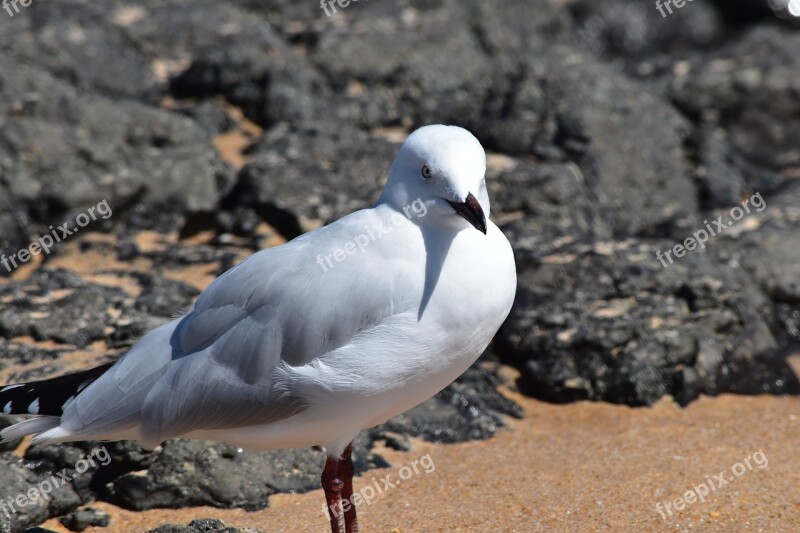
0,362,114,443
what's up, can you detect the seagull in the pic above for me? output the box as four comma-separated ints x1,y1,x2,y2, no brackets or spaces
0,125,517,533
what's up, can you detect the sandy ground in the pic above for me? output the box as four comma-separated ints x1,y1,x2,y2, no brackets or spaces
38,369,800,533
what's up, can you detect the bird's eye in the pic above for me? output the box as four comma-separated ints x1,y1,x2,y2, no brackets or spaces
421,165,432,179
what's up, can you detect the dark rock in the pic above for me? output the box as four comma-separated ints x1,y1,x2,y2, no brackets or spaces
9,440,153,530
169,23,326,130
461,0,574,58
0,452,83,533
177,101,238,136
22,443,114,505
119,1,281,65
474,47,698,238
568,0,724,62
147,518,263,533
488,160,614,242
215,207,262,239
310,1,493,129
116,241,140,262
0,190,32,276
670,26,800,193
0,265,198,368
40,261,182,351
230,0,329,34
131,274,200,318
707,0,797,25
0,55,75,269
0,53,234,236
0,340,66,379
231,127,400,237
497,226,800,406
705,184,800,339
685,126,751,209
58,507,110,532
309,0,572,130
108,309,168,351
369,431,412,452
0,2,157,101
106,440,328,511
187,1,571,133
478,19,797,408
376,360,523,443
0,269,127,348
142,243,242,281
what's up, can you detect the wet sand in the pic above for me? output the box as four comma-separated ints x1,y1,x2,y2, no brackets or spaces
39,368,800,533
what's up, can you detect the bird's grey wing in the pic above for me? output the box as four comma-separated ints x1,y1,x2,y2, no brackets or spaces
64,210,419,446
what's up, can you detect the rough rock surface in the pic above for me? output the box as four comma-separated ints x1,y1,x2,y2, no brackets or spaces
230,126,400,236
498,230,799,406
58,507,111,532
0,0,797,530
670,27,800,203
146,518,263,533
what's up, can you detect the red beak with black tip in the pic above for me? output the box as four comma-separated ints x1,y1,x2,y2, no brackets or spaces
447,193,487,234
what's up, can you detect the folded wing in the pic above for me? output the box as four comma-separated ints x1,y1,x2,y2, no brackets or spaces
61,210,420,448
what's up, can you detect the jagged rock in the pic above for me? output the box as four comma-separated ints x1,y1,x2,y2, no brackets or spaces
0,53,233,243
0,2,157,100
59,507,111,532
497,228,800,405
231,127,399,237
147,518,263,533
670,26,800,193
0,452,83,533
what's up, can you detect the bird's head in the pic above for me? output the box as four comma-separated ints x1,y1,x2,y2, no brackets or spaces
379,125,489,234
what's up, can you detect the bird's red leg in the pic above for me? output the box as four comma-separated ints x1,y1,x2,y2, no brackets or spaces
322,454,345,533
339,443,359,533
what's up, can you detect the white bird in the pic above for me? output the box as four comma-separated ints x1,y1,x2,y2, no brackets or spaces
0,124,517,533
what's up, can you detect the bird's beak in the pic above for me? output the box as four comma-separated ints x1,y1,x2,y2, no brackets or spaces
447,193,487,234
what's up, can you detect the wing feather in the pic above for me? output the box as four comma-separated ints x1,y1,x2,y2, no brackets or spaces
63,207,421,447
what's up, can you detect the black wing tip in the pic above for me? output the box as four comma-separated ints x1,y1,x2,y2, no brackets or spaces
0,361,115,417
